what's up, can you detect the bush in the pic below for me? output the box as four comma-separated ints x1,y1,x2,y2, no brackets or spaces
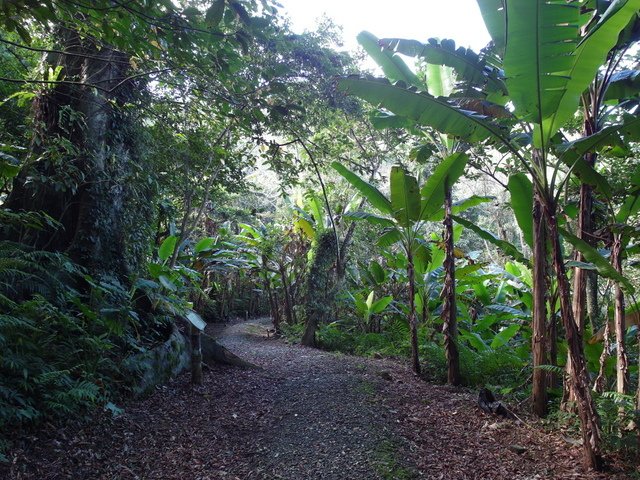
317,322,357,353
312,316,526,391
0,238,159,459
280,321,306,343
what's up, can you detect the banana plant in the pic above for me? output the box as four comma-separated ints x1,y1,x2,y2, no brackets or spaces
357,31,496,384
350,290,394,333
338,0,640,468
235,222,294,332
333,156,473,374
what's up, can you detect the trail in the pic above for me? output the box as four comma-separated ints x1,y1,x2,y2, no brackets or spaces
4,318,619,479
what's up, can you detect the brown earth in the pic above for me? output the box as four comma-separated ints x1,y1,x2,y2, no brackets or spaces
2,318,633,479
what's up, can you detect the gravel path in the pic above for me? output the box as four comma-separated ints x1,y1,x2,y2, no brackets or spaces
2,318,629,479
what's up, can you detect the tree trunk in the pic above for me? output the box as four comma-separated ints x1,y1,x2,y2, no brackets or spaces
190,324,203,385
4,28,141,278
407,253,421,375
301,231,338,347
532,193,548,416
572,181,593,332
547,287,559,389
301,316,318,347
586,272,599,333
279,265,295,328
593,320,610,394
262,254,280,331
442,181,460,385
565,149,597,409
611,234,629,395
546,206,603,471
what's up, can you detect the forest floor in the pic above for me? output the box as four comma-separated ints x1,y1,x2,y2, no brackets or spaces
2,318,634,479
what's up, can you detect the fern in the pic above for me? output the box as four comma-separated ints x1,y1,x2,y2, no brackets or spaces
600,390,635,404
534,364,567,377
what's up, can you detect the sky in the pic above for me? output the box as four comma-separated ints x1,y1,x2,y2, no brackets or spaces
276,0,491,53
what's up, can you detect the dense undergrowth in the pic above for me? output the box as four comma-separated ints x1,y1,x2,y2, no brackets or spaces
0,215,176,460
284,319,528,392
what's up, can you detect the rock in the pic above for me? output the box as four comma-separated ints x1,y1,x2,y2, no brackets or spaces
478,388,515,419
508,445,527,454
122,325,190,396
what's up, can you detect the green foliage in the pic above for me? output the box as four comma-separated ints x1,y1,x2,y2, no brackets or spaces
315,317,526,388
0,240,121,451
0,212,180,458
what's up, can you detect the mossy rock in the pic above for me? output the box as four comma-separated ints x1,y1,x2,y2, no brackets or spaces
123,325,190,396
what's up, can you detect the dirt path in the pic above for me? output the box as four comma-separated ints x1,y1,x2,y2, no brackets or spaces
3,318,624,479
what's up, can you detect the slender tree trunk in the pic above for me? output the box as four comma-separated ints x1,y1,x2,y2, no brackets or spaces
547,288,559,389
263,276,279,330
261,254,281,331
546,206,603,470
442,181,460,385
279,265,294,328
565,149,597,409
593,320,610,394
572,180,593,332
190,324,203,385
611,234,629,394
532,193,548,416
407,252,421,375
586,272,599,333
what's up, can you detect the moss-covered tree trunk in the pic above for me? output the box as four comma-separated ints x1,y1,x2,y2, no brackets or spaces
3,28,147,278
301,231,338,347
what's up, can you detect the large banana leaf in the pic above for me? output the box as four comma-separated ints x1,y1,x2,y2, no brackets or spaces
378,228,403,248
342,211,395,227
390,166,421,226
557,114,640,164
332,161,393,215
546,0,640,142
307,193,325,231
502,0,580,149
424,62,456,150
452,214,528,264
603,69,640,102
370,111,415,130
337,76,509,144
560,227,634,293
615,165,640,223
507,173,533,249
357,31,422,88
294,218,315,239
616,190,640,223
557,114,640,197
379,37,507,96
420,153,469,220
477,0,507,57
413,239,432,274
427,195,493,222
